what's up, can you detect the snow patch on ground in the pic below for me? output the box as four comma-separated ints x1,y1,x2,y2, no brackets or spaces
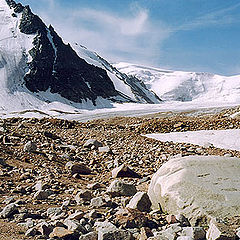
145,129,240,151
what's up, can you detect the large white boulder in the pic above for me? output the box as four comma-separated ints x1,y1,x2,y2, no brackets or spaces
148,156,240,224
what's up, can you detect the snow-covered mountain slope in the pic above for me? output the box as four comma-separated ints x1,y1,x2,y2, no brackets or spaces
0,0,161,116
115,62,240,104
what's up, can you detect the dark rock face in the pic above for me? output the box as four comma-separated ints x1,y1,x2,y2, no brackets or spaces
6,0,120,105
96,55,162,104
5,0,161,105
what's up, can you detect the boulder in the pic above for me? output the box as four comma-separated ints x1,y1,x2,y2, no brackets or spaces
95,221,132,240
112,164,141,178
0,203,18,218
107,180,137,197
79,232,98,240
148,156,240,225
83,139,103,149
65,161,92,175
206,219,236,240
34,190,49,200
75,190,93,204
127,192,151,212
49,227,77,239
24,141,37,152
181,227,206,240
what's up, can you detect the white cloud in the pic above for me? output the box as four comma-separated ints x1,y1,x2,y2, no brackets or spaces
176,3,240,31
28,1,170,65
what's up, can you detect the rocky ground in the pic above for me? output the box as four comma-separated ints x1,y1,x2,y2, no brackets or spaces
0,106,240,239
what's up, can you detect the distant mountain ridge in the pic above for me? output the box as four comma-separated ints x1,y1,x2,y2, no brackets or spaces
114,62,240,104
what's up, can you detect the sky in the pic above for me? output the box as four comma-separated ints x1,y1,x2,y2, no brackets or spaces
20,0,240,76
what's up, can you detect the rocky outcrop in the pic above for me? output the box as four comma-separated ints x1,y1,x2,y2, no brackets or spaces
18,6,119,104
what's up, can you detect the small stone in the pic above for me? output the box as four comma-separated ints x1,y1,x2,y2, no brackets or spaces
34,190,48,200
87,182,104,190
24,141,37,152
127,192,151,212
47,207,62,217
64,219,87,233
112,164,141,178
79,231,98,240
37,222,53,236
84,139,103,149
177,237,193,240
75,190,93,204
181,227,206,240
67,211,84,220
65,161,92,175
90,197,106,208
25,227,38,237
176,214,191,227
88,209,102,219
166,215,178,224
49,227,75,239
139,227,154,240
107,180,137,197
34,180,49,191
206,219,236,240
98,146,112,153
0,203,18,218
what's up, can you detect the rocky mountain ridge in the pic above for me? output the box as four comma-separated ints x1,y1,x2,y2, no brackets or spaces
0,0,160,111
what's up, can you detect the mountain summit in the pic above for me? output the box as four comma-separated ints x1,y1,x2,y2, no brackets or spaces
0,0,161,114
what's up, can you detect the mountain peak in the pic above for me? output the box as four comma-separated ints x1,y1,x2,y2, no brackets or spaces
0,0,160,116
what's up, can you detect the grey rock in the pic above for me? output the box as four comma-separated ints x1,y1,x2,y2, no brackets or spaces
95,221,132,240
99,229,133,240
84,139,103,149
99,146,112,153
181,227,206,240
47,207,62,217
90,196,106,208
177,237,194,240
64,219,87,233
154,224,182,240
24,141,37,152
79,231,98,240
107,180,137,197
127,192,151,212
34,180,49,191
176,214,191,227
206,219,236,240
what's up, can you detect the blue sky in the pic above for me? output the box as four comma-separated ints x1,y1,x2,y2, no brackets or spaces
20,0,240,75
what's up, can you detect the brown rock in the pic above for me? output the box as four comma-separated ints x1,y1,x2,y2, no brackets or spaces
115,208,149,229
166,215,178,224
65,161,92,175
139,227,154,240
49,227,75,239
112,164,141,178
